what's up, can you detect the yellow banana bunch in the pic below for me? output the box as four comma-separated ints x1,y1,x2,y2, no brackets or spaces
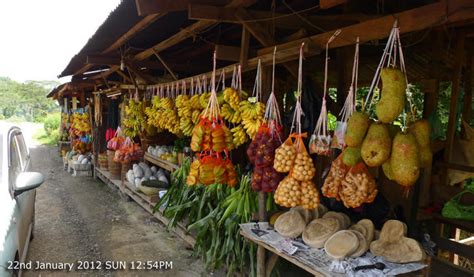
223,87,240,109
180,117,194,136
123,99,145,138
199,93,210,109
239,99,265,139
192,110,201,124
231,125,248,148
221,104,242,124
189,95,201,110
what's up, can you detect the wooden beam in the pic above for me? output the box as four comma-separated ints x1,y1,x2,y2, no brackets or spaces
258,0,474,56
135,0,229,15
134,20,216,61
445,32,465,164
236,8,300,79
188,4,375,30
152,50,178,80
72,13,164,77
116,69,133,83
281,29,308,43
240,27,250,68
320,0,347,9
135,0,257,62
215,44,241,62
86,55,120,66
125,61,155,84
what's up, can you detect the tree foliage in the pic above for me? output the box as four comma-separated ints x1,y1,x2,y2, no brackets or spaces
0,76,59,122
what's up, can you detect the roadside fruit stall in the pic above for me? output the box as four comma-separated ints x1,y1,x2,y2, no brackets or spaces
47,0,474,276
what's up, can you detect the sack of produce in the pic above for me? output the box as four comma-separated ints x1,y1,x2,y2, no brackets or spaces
274,210,306,238
274,176,301,208
339,163,377,208
322,154,349,200
290,136,316,181
370,220,425,263
274,136,296,173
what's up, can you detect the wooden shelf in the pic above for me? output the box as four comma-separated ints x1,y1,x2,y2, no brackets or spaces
123,180,160,205
95,167,121,191
144,152,179,172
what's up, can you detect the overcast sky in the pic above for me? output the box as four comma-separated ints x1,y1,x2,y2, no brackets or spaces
0,0,121,83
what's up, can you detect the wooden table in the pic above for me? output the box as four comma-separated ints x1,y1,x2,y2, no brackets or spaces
240,231,336,277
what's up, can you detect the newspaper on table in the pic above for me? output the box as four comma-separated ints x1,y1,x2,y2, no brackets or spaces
240,222,427,277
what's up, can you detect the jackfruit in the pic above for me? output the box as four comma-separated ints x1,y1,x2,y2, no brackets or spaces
409,119,432,168
391,133,420,187
382,160,394,180
361,123,391,167
342,147,362,166
345,112,370,147
375,68,406,123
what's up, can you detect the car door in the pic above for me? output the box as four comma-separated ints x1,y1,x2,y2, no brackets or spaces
9,131,34,262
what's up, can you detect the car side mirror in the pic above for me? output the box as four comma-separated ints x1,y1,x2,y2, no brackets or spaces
14,172,44,197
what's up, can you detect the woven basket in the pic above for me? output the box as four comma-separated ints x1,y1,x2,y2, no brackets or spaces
108,150,121,179
121,162,132,181
98,153,108,170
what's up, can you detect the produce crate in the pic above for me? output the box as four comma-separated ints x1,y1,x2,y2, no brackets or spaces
72,163,92,171
72,168,92,177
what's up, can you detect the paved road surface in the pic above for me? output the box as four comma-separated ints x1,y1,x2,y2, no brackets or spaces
25,146,208,276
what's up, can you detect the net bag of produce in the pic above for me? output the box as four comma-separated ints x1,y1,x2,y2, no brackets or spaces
322,153,349,200
290,134,316,182
339,162,377,208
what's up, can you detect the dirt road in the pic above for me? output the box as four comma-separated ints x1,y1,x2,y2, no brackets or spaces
25,146,208,277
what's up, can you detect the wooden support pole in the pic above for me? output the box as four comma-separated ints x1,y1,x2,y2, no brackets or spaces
240,27,250,68
257,192,266,277
444,32,465,164
462,54,473,133
152,49,178,80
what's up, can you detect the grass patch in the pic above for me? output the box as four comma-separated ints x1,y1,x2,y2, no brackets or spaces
33,128,59,145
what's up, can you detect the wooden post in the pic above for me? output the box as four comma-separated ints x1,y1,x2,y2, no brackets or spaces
462,54,473,136
444,32,465,165
257,192,266,277
240,26,250,69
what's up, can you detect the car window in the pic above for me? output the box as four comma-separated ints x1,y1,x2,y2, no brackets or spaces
9,135,21,186
15,133,29,170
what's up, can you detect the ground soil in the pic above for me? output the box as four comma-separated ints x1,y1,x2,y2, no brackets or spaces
25,145,209,277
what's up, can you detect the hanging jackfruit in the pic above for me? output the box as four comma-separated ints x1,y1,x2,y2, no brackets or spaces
345,112,371,147
361,123,391,167
342,147,362,166
382,160,394,180
375,68,406,123
391,133,420,187
409,119,432,168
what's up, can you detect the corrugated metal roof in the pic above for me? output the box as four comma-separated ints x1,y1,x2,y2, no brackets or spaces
59,0,142,77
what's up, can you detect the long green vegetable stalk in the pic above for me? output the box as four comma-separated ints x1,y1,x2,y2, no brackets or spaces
155,159,258,276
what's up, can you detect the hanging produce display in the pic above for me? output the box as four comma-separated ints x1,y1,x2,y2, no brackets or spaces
122,93,146,138
69,112,92,154
187,51,238,187
239,61,266,140
113,137,144,163
274,44,319,210
145,85,182,136
309,30,340,156
247,51,284,192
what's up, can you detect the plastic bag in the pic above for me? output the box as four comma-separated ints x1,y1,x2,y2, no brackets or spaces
442,185,474,220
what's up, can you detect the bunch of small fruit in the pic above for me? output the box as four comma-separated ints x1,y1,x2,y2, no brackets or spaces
122,98,146,138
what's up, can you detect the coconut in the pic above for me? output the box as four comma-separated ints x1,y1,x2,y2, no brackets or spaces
361,123,392,167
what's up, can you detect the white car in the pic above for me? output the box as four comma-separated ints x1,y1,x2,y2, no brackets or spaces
0,126,44,276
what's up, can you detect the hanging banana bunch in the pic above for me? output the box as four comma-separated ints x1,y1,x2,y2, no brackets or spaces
240,61,265,139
